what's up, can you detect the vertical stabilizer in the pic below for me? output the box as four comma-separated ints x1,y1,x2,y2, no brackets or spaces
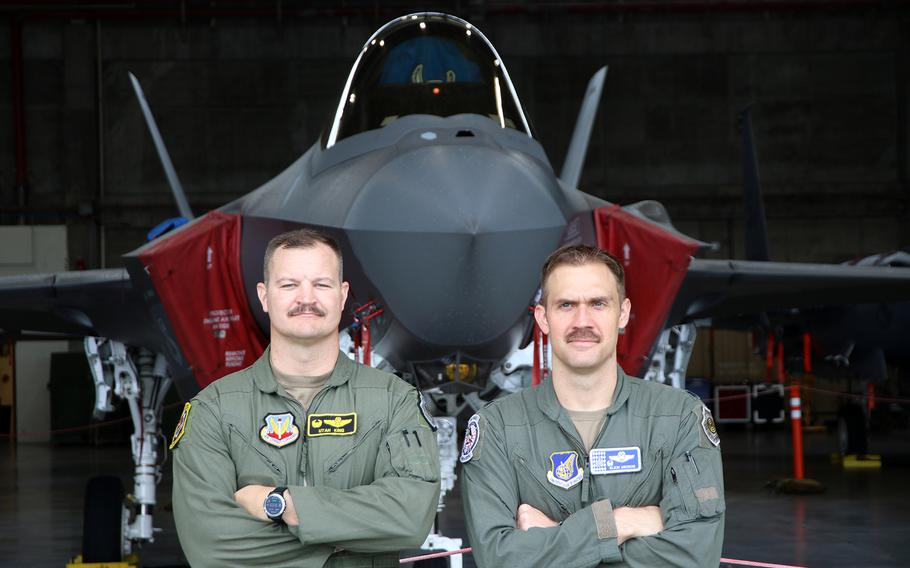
739,105,769,261
128,72,194,220
560,66,608,190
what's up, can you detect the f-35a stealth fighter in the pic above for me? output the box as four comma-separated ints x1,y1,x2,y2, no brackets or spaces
2,12,910,560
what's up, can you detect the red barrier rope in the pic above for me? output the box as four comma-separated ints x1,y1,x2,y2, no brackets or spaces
400,547,471,563
398,547,808,568
0,400,184,440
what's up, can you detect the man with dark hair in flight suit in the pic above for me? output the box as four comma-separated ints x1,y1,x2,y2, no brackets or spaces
171,228,440,567
461,244,724,567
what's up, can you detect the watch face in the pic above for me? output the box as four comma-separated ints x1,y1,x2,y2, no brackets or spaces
264,493,285,518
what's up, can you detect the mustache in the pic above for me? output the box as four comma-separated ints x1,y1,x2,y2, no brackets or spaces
287,303,326,317
566,328,601,343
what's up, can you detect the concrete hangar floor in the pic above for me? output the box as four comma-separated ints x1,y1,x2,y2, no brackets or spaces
2,426,910,568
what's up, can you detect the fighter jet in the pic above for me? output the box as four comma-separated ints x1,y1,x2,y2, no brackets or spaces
2,12,910,562
709,106,910,454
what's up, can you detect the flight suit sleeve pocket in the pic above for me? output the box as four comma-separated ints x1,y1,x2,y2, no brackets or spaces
386,429,439,482
662,449,724,525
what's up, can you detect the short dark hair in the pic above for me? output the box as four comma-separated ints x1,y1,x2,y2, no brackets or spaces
262,228,343,283
539,244,624,304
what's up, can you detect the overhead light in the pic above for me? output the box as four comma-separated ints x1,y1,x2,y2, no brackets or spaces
371,40,376,46
349,93,356,104
466,30,472,37
379,39,385,47
419,22,426,30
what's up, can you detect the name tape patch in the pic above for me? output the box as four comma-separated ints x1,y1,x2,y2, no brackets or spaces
589,446,642,475
308,412,357,437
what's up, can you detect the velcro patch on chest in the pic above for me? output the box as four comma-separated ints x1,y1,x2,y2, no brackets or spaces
589,446,642,475
260,413,300,448
547,451,583,489
308,413,357,437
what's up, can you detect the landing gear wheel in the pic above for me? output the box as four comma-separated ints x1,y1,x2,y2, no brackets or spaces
838,402,868,456
82,475,125,562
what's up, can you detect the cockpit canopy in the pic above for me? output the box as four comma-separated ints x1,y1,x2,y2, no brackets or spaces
325,13,533,147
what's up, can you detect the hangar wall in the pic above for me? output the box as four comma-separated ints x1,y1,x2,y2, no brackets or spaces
0,6,907,268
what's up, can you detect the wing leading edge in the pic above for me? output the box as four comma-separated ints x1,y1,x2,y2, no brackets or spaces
0,269,154,346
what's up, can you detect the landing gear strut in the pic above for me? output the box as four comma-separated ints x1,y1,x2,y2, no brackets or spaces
83,337,172,560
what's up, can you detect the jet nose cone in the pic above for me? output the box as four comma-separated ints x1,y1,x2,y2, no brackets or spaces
347,142,564,234
345,140,566,348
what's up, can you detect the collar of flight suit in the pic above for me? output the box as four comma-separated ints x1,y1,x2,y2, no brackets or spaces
535,363,633,424
250,345,355,394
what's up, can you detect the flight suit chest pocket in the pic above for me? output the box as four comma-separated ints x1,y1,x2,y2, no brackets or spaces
513,453,572,522
227,423,286,487
662,447,724,525
322,419,383,488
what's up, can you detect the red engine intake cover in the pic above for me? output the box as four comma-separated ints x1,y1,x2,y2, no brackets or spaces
139,212,267,389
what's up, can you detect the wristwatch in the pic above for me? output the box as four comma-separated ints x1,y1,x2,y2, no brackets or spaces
263,486,288,524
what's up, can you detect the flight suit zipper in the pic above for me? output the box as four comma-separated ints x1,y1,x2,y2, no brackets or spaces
617,448,662,506
556,423,593,505
299,384,341,487
227,424,284,477
515,455,572,518
327,419,383,473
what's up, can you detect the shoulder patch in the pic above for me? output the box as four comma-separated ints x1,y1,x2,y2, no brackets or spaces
460,414,481,463
701,405,720,447
417,392,437,432
169,402,192,450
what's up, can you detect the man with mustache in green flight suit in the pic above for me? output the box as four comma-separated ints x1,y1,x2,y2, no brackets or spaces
171,228,440,567
461,244,725,567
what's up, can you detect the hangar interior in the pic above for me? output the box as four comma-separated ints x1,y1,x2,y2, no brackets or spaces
1,1,909,567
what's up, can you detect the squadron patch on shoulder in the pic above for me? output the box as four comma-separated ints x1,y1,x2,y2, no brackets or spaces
459,414,480,463
547,451,583,489
702,405,720,447
417,392,438,432
307,413,357,437
169,402,192,450
260,412,300,447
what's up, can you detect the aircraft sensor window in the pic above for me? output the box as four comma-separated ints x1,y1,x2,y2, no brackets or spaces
326,14,532,146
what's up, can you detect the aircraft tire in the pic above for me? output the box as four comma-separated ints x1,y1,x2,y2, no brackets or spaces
837,402,868,456
82,475,124,562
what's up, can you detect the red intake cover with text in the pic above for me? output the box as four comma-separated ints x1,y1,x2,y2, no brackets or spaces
595,205,700,376
139,212,267,389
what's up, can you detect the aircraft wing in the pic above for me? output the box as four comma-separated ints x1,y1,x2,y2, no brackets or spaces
0,269,154,345
669,259,910,324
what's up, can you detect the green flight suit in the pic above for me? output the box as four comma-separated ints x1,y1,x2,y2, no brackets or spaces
461,366,725,568
172,347,440,568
